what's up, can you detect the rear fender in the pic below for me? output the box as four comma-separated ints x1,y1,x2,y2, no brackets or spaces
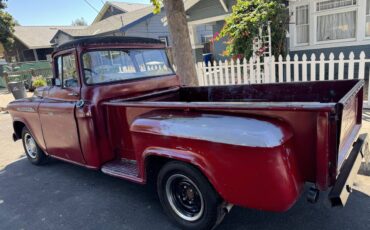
141,147,218,190
131,110,303,212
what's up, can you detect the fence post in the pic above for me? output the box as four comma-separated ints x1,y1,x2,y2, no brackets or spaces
319,53,325,81
219,60,224,85
270,56,276,83
359,51,365,79
294,54,299,82
286,55,291,82
278,55,283,83
207,61,213,85
242,58,248,84
230,59,235,85
256,57,261,83
338,52,344,80
264,57,270,83
302,54,307,82
348,52,355,79
236,58,242,84
310,54,316,81
249,58,255,84
213,60,219,85
328,53,335,80
224,60,229,85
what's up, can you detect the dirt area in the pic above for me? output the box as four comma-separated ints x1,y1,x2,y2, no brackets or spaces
0,88,33,109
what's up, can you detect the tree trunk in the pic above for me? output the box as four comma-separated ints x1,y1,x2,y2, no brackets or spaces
163,0,198,86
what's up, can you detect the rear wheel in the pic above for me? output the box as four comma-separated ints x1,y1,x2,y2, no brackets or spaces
22,127,48,165
157,161,226,230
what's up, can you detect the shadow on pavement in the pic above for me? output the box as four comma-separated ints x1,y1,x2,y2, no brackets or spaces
0,159,369,230
362,110,370,122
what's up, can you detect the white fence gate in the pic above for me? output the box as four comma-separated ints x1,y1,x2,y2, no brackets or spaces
196,51,370,107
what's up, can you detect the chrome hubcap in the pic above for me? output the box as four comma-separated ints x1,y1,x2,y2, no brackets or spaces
165,174,204,222
24,133,37,159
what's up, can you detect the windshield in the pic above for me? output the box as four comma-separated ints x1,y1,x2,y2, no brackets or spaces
82,49,174,85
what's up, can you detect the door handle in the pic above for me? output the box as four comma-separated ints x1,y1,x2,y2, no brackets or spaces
76,100,85,109
68,92,79,97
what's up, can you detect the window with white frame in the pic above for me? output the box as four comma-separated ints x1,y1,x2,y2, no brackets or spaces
366,0,370,36
316,0,357,11
296,5,309,44
317,11,357,41
201,35,213,44
158,36,169,47
316,0,357,42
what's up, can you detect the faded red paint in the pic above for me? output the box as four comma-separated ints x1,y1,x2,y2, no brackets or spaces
6,38,364,213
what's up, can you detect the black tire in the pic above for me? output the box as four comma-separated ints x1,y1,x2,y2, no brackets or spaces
157,161,226,230
21,127,48,165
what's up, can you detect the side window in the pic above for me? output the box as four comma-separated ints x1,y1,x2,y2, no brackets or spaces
57,57,62,78
62,54,78,88
55,56,62,87
54,54,78,88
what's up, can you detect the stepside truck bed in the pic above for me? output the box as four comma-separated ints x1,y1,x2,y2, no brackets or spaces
103,80,367,207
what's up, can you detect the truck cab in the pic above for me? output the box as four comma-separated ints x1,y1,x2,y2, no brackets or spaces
14,37,179,167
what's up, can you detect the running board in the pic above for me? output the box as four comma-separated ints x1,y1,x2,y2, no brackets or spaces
101,159,144,183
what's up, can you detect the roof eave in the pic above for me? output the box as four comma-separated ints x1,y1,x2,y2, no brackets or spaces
92,2,128,24
119,11,156,32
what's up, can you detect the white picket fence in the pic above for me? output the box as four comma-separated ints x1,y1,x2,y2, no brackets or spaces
196,51,370,107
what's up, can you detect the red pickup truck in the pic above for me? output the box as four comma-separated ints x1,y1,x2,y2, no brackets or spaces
7,37,369,229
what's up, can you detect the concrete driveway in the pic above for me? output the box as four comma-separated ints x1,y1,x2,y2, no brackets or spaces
0,90,369,230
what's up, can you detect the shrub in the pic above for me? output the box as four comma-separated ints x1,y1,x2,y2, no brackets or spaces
32,76,47,88
218,0,289,59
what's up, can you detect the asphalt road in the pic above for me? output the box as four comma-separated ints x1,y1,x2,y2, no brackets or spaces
0,159,369,230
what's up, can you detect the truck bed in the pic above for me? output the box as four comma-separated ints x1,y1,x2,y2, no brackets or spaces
103,80,364,191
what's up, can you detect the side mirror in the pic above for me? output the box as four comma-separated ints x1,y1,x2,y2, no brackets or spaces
52,78,61,86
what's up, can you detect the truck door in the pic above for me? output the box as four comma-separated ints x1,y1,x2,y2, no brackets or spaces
39,52,85,164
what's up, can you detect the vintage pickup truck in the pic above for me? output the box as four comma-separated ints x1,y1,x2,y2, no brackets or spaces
7,37,369,229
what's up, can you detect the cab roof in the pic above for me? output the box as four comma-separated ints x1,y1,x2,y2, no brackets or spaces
55,36,165,51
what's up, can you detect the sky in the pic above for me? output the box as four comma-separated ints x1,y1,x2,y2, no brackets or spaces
5,0,151,26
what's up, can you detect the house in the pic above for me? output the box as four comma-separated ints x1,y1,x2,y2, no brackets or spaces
288,0,370,59
7,1,231,64
51,1,214,62
185,0,236,62
6,26,86,62
51,5,172,46
92,1,148,23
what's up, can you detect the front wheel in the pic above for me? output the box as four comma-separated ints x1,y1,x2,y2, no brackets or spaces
22,127,48,165
157,161,226,230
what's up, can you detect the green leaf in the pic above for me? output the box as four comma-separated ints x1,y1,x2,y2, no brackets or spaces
150,0,162,14
219,0,288,59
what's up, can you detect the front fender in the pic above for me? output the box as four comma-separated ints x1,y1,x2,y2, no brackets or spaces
7,99,46,151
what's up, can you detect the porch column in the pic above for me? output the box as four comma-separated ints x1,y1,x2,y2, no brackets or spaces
32,49,39,61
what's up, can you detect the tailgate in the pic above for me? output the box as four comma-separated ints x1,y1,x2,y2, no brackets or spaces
337,81,364,168
329,80,367,207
